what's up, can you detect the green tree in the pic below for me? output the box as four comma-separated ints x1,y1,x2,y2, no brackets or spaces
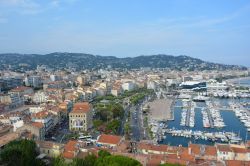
71,158,85,166
82,154,97,166
52,156,68,166
93,120,104,129
0,139,45,166
106,120,120,134
98,150,111,158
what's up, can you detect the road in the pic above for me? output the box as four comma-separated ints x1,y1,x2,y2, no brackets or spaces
130,99,149,141
118,105,130,135
130,105,141,141
45,118,69,143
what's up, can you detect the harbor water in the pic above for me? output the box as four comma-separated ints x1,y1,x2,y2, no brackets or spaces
161,99,250,147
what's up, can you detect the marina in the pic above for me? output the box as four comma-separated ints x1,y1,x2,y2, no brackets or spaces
158,98,250,147
166,128,242,143
180,100,195,127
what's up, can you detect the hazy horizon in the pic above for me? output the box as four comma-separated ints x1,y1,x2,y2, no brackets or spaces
0,0,250,66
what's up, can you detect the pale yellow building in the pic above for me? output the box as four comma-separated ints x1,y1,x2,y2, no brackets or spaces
69,102,93,132
36,140,64,157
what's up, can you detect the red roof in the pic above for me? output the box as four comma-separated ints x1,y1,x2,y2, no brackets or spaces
32,110,49,119
189,144,201,155
97,134,122,145
137,142,168,152
31,122,44,128
64,140,78,152
63,151,74,159
10,86,32,92
205,146,217,156
231,147,247,153
63,140,78,159
71,102,91,113
226,160,250,166
217,144,232,152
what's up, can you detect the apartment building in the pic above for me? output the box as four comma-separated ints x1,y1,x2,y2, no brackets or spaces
69,102,93,132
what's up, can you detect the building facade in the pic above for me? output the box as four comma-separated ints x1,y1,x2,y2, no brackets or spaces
69,102,93,132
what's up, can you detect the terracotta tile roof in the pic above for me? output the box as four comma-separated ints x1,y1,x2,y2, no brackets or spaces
189,144,201,155
64,140,78,152
226,160,250,166
62,140,78,159
31,122,44,128
164,158,187,166
97,134,122,145
217,144,232,152
167,146,179,154
179,149,195,161
71,102,91,113
231,147,247,153
0,132,20,147
204,145,217,156
138,142,168,152
63,151,74,159
32,110,49,119
10,86,32,92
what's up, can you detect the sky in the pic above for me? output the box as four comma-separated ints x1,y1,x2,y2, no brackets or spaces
0,0,250,66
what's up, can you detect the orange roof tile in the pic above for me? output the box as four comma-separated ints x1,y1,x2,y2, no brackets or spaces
231,147,247,153
32,110,49,119
180,149,195,161
205,146,217,156
64,140,78,152
189,144,201,155
71,102,91,113
226,160,250,166
97,134,122,145
138,142,168,152
31,122,44,128
63,151,74,159
10,86,32,92
217,144,232,152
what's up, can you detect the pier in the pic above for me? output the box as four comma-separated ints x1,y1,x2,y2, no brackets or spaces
165,128,242,143
206,108,214,128
186,108,190,126
174,105,233,111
